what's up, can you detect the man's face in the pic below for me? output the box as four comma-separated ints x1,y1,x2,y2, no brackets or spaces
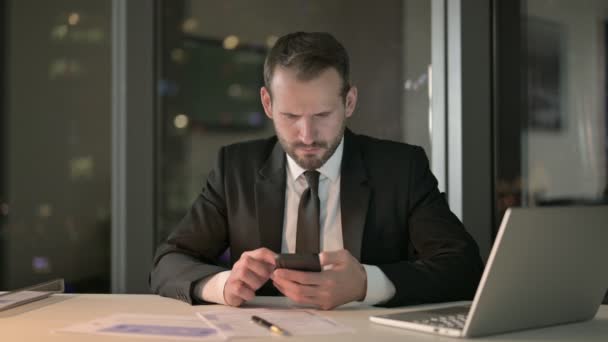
260,67,357,170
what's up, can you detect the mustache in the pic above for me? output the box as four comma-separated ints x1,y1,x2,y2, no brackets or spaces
292,142,327,149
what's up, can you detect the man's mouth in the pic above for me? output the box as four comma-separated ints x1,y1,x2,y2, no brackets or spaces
299,146,321,153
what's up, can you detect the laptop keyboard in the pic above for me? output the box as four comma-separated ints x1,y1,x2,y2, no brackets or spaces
413,313,468,329
384,305,471,330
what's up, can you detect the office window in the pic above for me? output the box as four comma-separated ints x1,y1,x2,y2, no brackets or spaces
0,0,112,292
495,0,608,226
155,0,434,242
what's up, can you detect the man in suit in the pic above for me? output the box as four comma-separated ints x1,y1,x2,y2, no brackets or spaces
150,32,483,309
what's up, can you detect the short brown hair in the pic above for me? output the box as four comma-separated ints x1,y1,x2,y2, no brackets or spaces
263,32,351,101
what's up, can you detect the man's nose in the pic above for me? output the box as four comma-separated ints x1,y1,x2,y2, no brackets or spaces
298,118,315,145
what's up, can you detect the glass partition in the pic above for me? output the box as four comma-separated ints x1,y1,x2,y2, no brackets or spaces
0,0,112,292
495,0,608,228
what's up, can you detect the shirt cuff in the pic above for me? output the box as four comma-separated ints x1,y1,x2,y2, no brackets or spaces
194,270,231,305
361,264,396,305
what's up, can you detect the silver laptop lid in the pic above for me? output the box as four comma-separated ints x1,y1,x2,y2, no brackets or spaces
464,206,608,337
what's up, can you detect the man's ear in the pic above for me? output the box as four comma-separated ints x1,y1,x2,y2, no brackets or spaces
345,86,358,118
260,86,273,119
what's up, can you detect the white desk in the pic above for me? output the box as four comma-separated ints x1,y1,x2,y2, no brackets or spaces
0,294,606,341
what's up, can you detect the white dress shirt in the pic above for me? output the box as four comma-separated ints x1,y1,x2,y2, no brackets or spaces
196,137,396,305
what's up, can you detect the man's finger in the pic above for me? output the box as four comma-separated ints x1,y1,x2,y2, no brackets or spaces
272,278,318,301
319,249,348,267
273,269,323,285
225,295,243,307
240,255,275,279
236,284,256,302
244,247,278,266
273,280,318,307
225,280,255,306
237,268,268,290
232,281,255,302
285,292,319,307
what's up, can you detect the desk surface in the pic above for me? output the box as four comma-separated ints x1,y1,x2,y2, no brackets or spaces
0,294,606,341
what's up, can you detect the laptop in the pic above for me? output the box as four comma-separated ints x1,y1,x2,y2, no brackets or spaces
370,206,608,337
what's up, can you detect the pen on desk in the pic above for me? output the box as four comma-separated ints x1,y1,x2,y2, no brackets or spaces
251,315,290,336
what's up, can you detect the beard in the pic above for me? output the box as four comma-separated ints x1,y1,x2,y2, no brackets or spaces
275,122,345,170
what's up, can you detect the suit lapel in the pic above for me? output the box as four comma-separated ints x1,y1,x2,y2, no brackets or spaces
255,141,286,254
340,130,370,261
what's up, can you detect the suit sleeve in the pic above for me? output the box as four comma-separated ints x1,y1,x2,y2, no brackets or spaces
149,147,230,304
376,147,484,307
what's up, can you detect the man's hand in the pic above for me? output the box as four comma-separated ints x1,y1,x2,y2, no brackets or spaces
224,247,276,307
271,249,367,310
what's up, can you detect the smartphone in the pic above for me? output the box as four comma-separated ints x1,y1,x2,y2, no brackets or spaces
275,253,321,272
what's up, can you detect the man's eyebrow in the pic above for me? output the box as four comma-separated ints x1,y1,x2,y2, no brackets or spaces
278,111,332,116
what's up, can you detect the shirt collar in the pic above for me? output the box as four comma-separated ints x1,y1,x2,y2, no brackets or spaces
286,136,344,183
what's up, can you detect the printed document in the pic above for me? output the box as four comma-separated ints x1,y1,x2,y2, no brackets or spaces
58,313,224,340
197,308,354,338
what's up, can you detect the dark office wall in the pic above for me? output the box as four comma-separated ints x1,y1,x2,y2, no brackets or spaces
0,0,6,288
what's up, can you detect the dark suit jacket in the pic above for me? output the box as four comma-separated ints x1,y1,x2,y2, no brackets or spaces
150,129,483,307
